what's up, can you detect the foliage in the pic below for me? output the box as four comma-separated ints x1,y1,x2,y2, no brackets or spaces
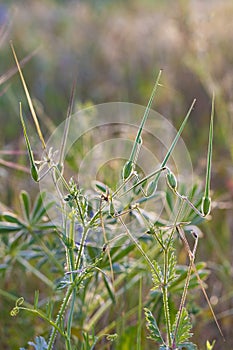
1,1,232,349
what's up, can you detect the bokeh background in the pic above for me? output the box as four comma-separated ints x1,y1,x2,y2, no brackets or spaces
0,0,232,349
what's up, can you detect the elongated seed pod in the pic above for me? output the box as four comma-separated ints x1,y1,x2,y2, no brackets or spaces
146,179,158,197
109,200,115,217
31,164,39,182
166,170,177,191
201,196,211,216
94,181,108,194
122,160,133,180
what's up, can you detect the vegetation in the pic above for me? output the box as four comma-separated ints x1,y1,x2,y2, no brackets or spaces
0,1,232,349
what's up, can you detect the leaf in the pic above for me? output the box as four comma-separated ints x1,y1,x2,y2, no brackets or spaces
172,307,193,346
31,192,46,222
2,212,24,225
20,191,31,221
103,274,116,304
151,260,163,290
0,222,22,233
34,290,39,309
28,336,48,350
144,307,164,344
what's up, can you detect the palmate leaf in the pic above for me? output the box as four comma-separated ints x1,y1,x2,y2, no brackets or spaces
20,336,48,350
172,307,193,346
144,308,164,345
151,260,163,290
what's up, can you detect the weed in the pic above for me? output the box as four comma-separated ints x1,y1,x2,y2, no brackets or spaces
0,46,223,350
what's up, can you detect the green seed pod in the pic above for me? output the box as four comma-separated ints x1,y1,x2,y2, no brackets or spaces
146,180,158,197
94,181,108,194
109,200,115,217
122,160,133,180
31,164,39,182
166,171,177,190
201,196,211,216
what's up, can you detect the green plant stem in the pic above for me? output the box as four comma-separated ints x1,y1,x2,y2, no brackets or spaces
162,249,172,347
19,307,66,338
75,225,88,270
66,213,76,346
48,285,74,350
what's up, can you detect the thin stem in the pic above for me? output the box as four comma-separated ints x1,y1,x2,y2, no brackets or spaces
48,285,73,350
19,307,66,338
162,249,172,347
172,226,198,347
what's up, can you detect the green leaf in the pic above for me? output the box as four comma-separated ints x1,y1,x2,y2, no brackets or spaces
172,307,193,345
103,274,116,304
2,212,23,225
28,336,48,350
20,191,31,221
151,260,163,290
31,192,46,222
34,290,39,310
144,307,164,344
0,222,22,233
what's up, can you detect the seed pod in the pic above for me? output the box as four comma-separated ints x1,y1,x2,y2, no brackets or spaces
93,181,108,194
146,180,158,197
166,170,177,191
31,164,39,182
201,196,211,216
109,200,115,217
122,160,133,180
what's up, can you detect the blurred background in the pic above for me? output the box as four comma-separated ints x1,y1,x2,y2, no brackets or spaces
0,0,232,349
